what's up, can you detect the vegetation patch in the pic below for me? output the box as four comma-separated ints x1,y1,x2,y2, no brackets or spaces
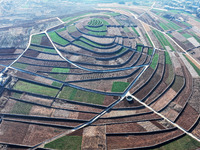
145,33,153,47
73,40,94,50
171,76,184,92
49,74,68,81
88,18,109,26
132,27,140,36
31,34,45,44
59,86,105,105
165,51,172,64
148,48,153,55
137,45,143,52
105,12,121,16
29,45,57,54
11,101,32,115
124,27,130,33
159,23,170,30
165,64,174,85
151,135,200,150
13,80,59,97
150,53,159,70
56,27,66,33
48,32,69,46
152,29,175,51
88,31,107,36
67,25,77,33
52,81,62,88
183,54,200,76
12,63,28,69
45,136,82,150
182,33,192,38
52,68,70,73
111,82,130,92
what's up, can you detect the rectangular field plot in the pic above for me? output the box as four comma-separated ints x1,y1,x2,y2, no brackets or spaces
11,101,32,115
13,80,59,97
111,81,130,93
29,45,57,54
31,34,45,45
45,136,82,150
48,32,69,46
58,86,105,105
12,62,28,69
150,53,159,70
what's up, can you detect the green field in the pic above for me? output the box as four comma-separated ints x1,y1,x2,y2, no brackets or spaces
105,12,121,17
88,18,109,26
11,101,32,115
148,48,153,55
137,45,143,52
182,33,192,38
111,82,130,92
29,45,57,54
165,51,172,64
159,23,170,31
152,29,175,51
45,136,82,150
52,68,70,73
85,25,107,32
145,33,153,47
49,74,68,81
67,25,77,33
31,34,45,44
48,32,69,46
171,76,184,92
184,54,200,76
73,40,94,50
59,86,105,105
165,64,174,85
51,81,62,88
12,63,28,69
151,135,200,150
88,31,107,36
132,27,140,36
13,81,59,97
150,53,159,70
56,27,66,33
79,37,105,48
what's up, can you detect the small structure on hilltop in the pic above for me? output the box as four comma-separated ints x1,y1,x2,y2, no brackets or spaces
126,95,133,102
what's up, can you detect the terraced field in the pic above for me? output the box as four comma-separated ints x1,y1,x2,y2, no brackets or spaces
0,7,200,150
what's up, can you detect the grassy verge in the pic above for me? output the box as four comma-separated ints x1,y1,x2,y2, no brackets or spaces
183,54,200,76
152,29,175,51
45,136,82,150
59,86,105,105
13,80,59,97
150,135,200,150
105,12,121,16
111,82,130,92
132,27,140,36
11,101,32,115
145,33,153,47
48,32,69,46
165,51,172,64
150,53,159,70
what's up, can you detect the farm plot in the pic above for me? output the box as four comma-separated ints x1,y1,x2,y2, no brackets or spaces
107,129,183,149
152,29,175,51
31,34,45,45
58,86,105,105
13,80,59,97
48,32,69,46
